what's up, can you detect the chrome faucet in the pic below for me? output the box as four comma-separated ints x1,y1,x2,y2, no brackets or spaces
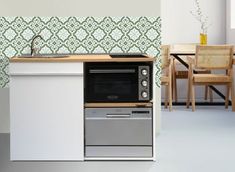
31,35,43,56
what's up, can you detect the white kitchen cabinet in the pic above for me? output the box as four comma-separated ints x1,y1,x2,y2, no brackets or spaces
10,62,84,161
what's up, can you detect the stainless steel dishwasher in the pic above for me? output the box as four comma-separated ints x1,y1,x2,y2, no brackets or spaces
85,108,153,157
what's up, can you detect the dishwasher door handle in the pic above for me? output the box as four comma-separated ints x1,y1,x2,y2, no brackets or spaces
106,113,131,118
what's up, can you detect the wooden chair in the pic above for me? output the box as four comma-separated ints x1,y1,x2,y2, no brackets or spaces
187,45,235,111
161,45,173,111
171,44,213,103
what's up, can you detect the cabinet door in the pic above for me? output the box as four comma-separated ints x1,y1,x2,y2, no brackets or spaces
10,63,84,161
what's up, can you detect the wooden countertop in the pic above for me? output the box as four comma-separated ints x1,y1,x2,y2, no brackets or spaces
10,54,155,63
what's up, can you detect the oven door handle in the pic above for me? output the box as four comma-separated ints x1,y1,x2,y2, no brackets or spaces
106,113,131,118
89,69,136,74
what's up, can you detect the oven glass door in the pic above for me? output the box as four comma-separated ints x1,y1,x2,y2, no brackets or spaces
85,67,138,102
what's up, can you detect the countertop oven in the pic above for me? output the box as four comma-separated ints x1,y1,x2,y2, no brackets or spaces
84,62,152,103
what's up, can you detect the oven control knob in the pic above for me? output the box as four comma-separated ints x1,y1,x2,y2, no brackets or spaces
142,91,148,98
141,69,148,76
142,80,148,87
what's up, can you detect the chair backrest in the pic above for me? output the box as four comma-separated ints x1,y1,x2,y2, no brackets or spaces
195,45,234,70
161,45,170,69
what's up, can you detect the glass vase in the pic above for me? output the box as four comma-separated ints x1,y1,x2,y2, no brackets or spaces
200,33,207,45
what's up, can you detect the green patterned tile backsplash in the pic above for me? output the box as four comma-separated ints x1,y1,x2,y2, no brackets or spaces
0,17,161,88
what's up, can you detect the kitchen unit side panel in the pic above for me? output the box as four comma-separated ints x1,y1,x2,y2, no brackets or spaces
10,66,84,160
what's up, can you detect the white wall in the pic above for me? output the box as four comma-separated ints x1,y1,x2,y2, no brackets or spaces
161,0,226,100
0,0,160,16
0,89,9,133
226,0,235,44
162,0,226,44
0,0,161,133
225,0,235,104
230,0,235,29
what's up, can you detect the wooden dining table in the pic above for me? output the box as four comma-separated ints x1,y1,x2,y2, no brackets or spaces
170,44,235,108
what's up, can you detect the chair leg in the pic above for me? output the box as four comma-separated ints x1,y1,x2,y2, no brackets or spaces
204,85,208,100
168,82,172,112
172,60,177,102
191,81,196,112
225,84,230,109
174,79,178,103
186,76,191,108
231,80,235,111
164,85,168,109
209,87,213,103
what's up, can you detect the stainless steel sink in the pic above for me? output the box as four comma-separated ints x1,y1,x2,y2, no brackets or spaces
17,54,70,58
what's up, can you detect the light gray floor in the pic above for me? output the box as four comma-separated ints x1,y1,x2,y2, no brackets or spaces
0,106,235,172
